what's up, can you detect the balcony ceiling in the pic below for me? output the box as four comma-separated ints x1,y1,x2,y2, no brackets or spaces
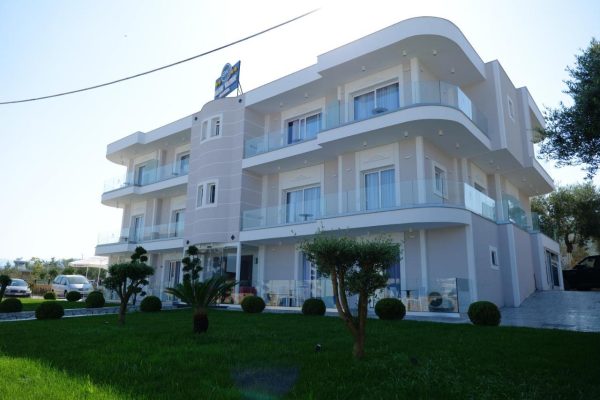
107,128,191,164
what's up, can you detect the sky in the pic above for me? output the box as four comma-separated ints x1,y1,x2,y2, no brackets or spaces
1,0,599,261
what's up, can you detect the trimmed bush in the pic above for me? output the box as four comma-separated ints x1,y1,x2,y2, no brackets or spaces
35,301,64,320
468,301,501,326
375,298,406,320
0,298,23,313
241,295,265,313
140,295,162,312
302,298,326,316
44,292,56,300
66,291,82,302
85,291,105,308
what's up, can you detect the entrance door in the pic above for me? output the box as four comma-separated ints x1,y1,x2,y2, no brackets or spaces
167,261,182,288
545,250,560,288
240,255,253,286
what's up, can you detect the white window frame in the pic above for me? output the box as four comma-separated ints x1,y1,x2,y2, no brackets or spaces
196,179,218,209
175,152,190,175
507,96,515,121
284,184,321,223
285,111,322,144
361,166,396,210
490,246,500,270
170,209,185,237
200,114,223,142
432,161,447,198
351,80,400,121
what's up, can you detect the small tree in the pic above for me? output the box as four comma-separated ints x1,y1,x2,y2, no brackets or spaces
104,247,154,325
165,245,237,333
300,234,399,359
0,275,11,303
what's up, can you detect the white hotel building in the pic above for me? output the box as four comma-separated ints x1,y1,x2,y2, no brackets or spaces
96,17,563,313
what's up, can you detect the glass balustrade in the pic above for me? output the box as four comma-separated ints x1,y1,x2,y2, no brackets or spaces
241,180,496,230
244,81,488,157
103,160,189,193
97,222,185,245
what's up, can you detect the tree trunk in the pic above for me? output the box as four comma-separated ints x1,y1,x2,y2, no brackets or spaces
352,292,368,359
118,301,127,325
564,232,574,253
193,308,209,333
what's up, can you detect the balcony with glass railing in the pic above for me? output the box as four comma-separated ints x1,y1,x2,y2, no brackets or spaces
97,222,185,246
103,159,189,193
244,81,488,158
241,180,497,230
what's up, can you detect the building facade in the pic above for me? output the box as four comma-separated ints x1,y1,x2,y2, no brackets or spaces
96,17,562,313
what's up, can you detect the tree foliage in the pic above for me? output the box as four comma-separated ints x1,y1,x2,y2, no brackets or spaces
299,234,399,359
165,245,237,333
539,38,600,177
0,275,11,303
532,183,600,254
104,247,154,325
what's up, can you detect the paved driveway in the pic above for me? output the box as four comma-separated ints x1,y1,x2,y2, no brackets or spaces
501,290,600,332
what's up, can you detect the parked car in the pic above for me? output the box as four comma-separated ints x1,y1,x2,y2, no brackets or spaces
563,255,600,290
4,278,32,297
52,275,94,298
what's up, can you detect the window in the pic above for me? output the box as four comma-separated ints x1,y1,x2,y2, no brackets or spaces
364,168,395,210
285,186,321,223
171,209,184,237
353,82,399,120
490,246,499,269
287,112,321,144
507,96,515,120
433,163,447,197
177,153,190,175
131,215,144,243
196,180,218,208
200,115,223,141
207,183,217,204
136,165,147,185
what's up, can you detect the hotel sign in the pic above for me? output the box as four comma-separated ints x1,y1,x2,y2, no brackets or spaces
214,61,241,99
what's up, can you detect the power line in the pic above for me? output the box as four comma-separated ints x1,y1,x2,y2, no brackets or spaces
0,9,318,105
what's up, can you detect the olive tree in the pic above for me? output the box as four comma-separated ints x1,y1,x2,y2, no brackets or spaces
300,234,399,359
104,247,154,325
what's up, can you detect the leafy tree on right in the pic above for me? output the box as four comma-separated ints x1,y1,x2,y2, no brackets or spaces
539,39,600,178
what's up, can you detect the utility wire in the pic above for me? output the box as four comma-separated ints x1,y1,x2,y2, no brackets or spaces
0,9,318,105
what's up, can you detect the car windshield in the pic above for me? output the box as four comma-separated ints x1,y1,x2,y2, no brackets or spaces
68,276,89,284
9,279,27,287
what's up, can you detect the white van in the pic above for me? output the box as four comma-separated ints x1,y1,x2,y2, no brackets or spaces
52,275,94,298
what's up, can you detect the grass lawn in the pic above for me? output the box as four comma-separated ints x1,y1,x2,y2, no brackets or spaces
0,309,599,399
16,297,116,312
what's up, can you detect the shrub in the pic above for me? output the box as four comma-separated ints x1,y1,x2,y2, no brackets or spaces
468,301,501,326
374,298,406,320
140,295,162,312
35,301,64,320
66,291,82,302
302,298,326,316
0,298,23,313
241,295,265,313
43,292,56,300
85,291,105,308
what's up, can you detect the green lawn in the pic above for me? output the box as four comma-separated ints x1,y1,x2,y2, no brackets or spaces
0,309,598,399
16,297,116,312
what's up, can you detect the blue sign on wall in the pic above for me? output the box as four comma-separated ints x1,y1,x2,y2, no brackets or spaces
214,61,241,99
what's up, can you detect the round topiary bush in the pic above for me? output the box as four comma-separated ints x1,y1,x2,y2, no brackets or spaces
85,291,105,308
0,298,23,313
66,291,82,302
302,298,326,316
44,292,56,300
140,295,162,312
241,295,265,313
35,301,64,320
468,301,501,326
375,298,406,320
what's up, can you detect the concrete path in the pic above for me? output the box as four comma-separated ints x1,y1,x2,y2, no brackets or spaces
500,290,600,333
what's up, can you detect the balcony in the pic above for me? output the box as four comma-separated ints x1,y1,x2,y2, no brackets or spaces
241,180,496,232
96,222,185,254
244,81,488,158
104,160,189,193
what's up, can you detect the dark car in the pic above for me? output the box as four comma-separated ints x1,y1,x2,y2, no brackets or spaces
563,256,600,290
